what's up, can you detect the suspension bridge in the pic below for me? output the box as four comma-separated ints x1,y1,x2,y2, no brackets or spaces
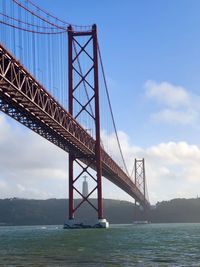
0,0,150,228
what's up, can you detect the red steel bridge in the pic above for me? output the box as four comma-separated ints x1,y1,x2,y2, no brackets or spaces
0,0,150,224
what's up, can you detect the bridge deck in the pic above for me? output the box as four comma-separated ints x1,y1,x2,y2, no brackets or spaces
0,44,149,206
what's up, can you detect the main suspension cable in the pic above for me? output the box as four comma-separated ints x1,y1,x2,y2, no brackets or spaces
12,0,66,31
0,12,58,30
0,20,66,34
25,0,92,29
97,42,130,176
12,0,92,31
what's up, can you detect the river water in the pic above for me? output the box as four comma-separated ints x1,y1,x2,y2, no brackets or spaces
0,223,200,266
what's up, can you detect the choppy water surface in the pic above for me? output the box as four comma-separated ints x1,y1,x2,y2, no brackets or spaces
0,223,200,266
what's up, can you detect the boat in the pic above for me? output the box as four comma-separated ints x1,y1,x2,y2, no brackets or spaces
133,220,149,224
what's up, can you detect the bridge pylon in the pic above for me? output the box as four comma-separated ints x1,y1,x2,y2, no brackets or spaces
65,25,108,228
134,158,146,203
134,158,150,222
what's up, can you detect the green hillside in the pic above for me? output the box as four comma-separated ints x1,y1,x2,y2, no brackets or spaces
1,197,200,225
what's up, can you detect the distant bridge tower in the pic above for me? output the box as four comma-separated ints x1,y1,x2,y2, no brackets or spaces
134,158,149,221
134,158,146,202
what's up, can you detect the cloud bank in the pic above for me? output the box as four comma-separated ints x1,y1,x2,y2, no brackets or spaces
1,99,200,204
145,80,200,125
0,114,68,199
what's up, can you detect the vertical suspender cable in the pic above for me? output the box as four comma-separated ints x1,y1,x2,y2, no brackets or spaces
97,42,129,176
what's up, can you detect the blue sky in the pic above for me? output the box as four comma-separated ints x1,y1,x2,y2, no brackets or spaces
32,0,200,146
1,0,200,204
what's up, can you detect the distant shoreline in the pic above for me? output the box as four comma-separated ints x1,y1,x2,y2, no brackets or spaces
1,197,200,225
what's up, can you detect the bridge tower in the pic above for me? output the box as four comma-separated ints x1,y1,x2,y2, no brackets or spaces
134,158,149,221
65,25,108,228
135,158,146,202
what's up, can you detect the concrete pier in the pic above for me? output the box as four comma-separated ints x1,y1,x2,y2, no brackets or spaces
63,219,109,229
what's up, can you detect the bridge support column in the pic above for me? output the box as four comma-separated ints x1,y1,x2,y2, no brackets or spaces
133,159,150,224
64,25,109,229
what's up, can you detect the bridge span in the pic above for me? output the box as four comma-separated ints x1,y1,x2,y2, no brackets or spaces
0,0,149,228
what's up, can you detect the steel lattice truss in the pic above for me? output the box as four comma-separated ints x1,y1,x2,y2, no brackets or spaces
67,25,103,219
134,158,147,201
0,43,149,207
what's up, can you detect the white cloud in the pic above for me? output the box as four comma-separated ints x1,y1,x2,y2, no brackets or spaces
147,141,200,163
145,80,190,108
151,108,198,125
0,113,68,199
145,80,200,125
17,184,25,192
0,180,7,190
101,130,200,203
